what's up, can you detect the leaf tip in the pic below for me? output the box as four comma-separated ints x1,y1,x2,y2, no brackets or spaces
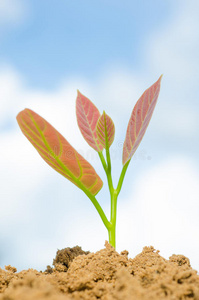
158,74,163,84
16,108,27,122
77,90,82,99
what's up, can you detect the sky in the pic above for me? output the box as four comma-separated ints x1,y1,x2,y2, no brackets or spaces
0,0,199,272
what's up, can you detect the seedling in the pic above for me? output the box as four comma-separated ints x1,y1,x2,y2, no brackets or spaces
17,76,162,248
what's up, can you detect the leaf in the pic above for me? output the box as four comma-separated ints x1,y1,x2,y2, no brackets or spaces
76,91,103,152
17,109,103,196
96,111,115,148
122,75,162,165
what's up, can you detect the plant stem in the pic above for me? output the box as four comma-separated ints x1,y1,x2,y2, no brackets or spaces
98,151,107,172
98,151,116,245
81,184,111,230
84,155,131,249
116,160,130,195
97,114,131,248
108,189,118,248
109,161,131,247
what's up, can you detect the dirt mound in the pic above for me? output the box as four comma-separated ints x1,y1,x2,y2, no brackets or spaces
46,245,90,273
1,241,199,299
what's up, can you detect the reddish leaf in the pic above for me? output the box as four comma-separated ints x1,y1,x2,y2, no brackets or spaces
123,75,162,165
17,109,103,195
76,91,103,152
96,111,115,148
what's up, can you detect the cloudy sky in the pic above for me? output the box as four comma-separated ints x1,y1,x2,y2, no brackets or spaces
0,0,199,272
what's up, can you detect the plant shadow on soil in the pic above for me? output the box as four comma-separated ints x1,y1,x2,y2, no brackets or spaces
0,241,199,299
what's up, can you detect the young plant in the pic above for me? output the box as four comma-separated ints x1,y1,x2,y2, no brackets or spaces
17,76,162,248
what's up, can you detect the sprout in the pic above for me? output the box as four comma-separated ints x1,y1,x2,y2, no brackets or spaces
17,75,162,248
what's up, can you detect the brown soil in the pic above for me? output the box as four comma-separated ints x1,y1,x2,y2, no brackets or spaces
0,241,199,300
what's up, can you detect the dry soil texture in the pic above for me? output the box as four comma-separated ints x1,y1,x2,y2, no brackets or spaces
1,241,199,300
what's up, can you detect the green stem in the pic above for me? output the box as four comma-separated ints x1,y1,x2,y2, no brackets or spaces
80,183,111,230
116,160,130,195
107,160,131,248
98,151,107,172
97,152,131,248
104,135,117,247
108,189,118,248
98,152,114,197
97,114,131,248
98,112,117,247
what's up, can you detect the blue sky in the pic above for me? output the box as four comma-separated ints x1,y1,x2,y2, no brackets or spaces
0,0,171,88
0,0,199,272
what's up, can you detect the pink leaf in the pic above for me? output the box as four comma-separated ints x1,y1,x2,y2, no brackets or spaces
122,75,162,165
17,109,103,196
96,111,115,148
76,91,103,152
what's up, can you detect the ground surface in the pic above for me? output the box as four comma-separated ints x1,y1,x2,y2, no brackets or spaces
0,241,199,299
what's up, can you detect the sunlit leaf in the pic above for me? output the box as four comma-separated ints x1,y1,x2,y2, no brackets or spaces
122,75,162,165
76,91,103,152
17,109,103,195
96,111,115,149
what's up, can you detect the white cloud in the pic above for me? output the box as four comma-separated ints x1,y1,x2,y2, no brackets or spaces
141,0,199,140
117,157,199,270
0,67,89,148
0,0,27,24
148,0,199,84
153,101,199,138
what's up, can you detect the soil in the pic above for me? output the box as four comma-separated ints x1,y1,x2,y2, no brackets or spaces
1,241,199,300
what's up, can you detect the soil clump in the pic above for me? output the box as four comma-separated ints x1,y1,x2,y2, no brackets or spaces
0,241,199,299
